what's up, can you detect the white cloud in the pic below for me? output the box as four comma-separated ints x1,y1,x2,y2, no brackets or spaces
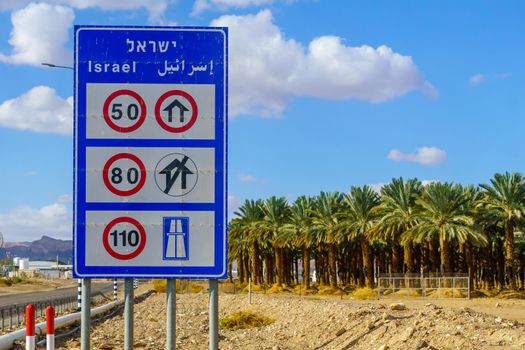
0,196,71,242
239,174,269,184
239,174,256,182
421,179,438,186
469,72,511,86
387,147,447,165
228,194,240,217
0,3,74,67
370,179,438,193
0,1,167,21
192,0,274,15
369,183,386,194
0,86,73,135
469,74,485,86
211,10,435,117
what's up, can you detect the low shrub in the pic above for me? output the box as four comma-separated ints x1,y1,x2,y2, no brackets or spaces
0,277,26,286
318,285,344,296
219,310,274,330
352,287,377,300
151,279,167,292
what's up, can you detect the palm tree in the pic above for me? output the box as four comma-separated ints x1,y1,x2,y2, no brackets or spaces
479,172,525,289
374,178,422,273
281,196,316,289
342,185,380,288
259,196,290,287
235,199,265,285
228,218,247,283
406,182,486,275
311,192,344,288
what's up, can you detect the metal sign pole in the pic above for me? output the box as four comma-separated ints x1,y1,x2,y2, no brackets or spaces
209,279,218,350
80,279,91,350
166,279,176,350
124,278,134,350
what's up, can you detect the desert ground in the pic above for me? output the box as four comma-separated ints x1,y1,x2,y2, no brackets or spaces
53,288,525,350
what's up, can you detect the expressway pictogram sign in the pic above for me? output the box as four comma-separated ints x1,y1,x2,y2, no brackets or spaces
74,26,227,278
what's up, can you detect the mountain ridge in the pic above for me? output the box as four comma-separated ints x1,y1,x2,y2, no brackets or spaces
1,235,72,263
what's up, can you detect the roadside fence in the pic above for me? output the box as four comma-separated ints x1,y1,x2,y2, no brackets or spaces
377,273,470,299
0,291,110,332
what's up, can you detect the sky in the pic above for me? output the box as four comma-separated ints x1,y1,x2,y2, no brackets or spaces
0,1,524,242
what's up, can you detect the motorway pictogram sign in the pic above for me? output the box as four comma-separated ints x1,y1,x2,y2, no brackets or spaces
74,26,227,278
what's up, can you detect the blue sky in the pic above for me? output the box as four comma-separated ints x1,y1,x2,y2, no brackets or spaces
0,1,524,241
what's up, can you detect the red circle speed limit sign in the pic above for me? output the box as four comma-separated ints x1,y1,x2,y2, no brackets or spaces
103,153,147,196
103,217,146,260
103,89,147,132
154,90,198,133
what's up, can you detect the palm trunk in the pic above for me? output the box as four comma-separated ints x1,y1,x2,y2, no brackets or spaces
328,244,338,288
505,220,516,290
302,246,311,289
404,242,414,273
265,254,273,285
440,238,452,274
357,242,365,287
464,242,474,290
275,246,284,287
440,238,452,288
429,237,440,274
482,230,493,289
392,240,403,273
228,261,233,283
238,252,244,284
251,241,260,285
495,237,505,289
362,239,374,288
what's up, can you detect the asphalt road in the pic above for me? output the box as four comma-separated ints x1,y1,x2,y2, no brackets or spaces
0,281,117,307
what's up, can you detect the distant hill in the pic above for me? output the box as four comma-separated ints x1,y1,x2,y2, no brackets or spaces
1,235,72,263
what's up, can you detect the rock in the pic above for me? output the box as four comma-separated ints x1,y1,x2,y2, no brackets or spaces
97,344,114,350
272,346,280,350
495,302,501,307
405,326,415,338
382,312,394,321
495,317,503,324
335,328,346,336
377,345,389,350
415,339,428,349
390,303,407,311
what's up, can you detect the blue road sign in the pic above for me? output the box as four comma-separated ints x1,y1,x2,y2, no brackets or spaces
73,26,228,278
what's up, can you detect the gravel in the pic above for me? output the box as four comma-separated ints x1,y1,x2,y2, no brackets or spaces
51,291,525,350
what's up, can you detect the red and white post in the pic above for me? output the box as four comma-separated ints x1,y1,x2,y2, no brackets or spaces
46,306,55,350
25,304,35,350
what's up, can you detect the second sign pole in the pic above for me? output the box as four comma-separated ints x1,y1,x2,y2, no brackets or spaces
124,278,134,350
166,279,176,350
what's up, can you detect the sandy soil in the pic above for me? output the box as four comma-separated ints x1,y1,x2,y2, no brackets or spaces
0,278,76,295
54,291,525,350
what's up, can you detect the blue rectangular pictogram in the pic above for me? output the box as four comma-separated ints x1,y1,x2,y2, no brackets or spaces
163,217,190,261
